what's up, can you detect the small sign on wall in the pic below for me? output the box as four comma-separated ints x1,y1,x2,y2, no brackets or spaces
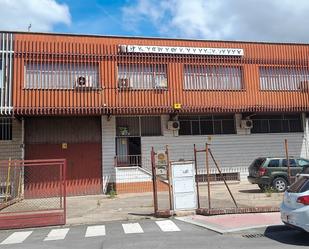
62,143,68,149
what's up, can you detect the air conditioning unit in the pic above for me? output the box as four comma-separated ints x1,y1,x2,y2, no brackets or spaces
118,45,127,53
75,75,94,88
167,121,180,131
154,77,168,89
118,78,132,89
241,119,253,129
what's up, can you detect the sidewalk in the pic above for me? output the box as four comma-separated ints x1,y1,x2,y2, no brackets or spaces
66,180,283,229
176,212,283,234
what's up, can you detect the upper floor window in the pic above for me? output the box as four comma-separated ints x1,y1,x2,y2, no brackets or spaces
184,65,243,90
0,62,2,89
179,115,236,135
117,64,167,90
25,63,99,89
259,67,309,91
0,117,12,140
251,113,303,133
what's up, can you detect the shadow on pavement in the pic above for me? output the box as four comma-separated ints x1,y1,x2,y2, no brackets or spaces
127,212,153,217
238,189,262,194
264,225,309,246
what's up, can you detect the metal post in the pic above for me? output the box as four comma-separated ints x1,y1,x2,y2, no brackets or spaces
63,159,67,225
194,144,200,209
5,157,11,202
165,145,173,211
208,148,238,208
151,147,158,214
285,139,291,183
205,143,211,209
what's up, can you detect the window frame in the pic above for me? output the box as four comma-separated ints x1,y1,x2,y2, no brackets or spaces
183,65,244,91
117,64,168,90
24,61,100,90
251,113,303,134
116,116,162,137
259,66,309,91
0,117,12,141
178,115,236,136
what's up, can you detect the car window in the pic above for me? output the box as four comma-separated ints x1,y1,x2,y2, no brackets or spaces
282,159,297,167
288,176,309,193
268,159,280,167
298,159,309,167
300,180,309,192
251,158,265,169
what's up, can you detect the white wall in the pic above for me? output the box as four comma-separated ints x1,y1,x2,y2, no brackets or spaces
301,118,309,159
103,114,306,184
141,115,304,178
102,115,116,185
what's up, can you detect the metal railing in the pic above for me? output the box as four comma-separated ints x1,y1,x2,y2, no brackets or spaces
114,155,142,167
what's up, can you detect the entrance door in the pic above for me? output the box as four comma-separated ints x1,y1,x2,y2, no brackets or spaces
116,137,141,166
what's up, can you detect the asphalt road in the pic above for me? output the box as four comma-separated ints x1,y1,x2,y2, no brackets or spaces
0,219,308,249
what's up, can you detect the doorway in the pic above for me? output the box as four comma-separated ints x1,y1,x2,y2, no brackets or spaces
116,137,141,166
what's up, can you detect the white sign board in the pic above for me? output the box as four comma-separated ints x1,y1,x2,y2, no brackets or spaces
119,45,244,56
171,161,197,211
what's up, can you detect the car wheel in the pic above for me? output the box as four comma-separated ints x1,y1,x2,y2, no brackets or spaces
258,184,266,190
272,177,288,192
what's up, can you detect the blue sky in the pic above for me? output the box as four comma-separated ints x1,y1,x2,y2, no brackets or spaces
1,0,309,42
55,0,151,36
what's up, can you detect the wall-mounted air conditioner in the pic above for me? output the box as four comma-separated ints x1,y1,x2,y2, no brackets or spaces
167,121,180,131
241,119,253,129
75,75,94,88
118,78,132,89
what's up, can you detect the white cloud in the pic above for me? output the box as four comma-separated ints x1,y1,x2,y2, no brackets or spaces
122,0,309,42
0,0,71,32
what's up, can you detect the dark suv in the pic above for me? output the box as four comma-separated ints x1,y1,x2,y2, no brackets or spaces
247,157,309,192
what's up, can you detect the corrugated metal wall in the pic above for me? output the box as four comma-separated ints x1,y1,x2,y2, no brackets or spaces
25,116,101,144
11,33,309,115
141,115,304,173
25,116,102,195
0,33,13,115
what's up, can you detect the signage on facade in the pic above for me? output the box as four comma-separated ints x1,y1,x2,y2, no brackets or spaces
119,45,244,56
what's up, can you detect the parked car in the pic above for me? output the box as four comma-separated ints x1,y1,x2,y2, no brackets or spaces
280,174,309,232
247,157,309,192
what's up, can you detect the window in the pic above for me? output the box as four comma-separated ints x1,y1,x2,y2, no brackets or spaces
268,159,280,168
0,62,2,89
259,67,309,91
184,65,243,90
25,63,99,89
282,159,297,167
179,115,236,135
116,116,162,136
117,64,167,89
297,159,309,167
0,117,12,140
251,114,303,133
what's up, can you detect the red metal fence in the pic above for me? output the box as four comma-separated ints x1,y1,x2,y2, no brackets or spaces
0,159,66,229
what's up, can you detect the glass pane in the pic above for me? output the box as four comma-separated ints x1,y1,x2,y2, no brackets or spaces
269,120,282,133
222,120,235,134
116,117,140,136
268,159,280,167
200,120,213,134
141,116,161,136
191,121,200,135
179,121,191,135
289,119,302,132
213,120,222,134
